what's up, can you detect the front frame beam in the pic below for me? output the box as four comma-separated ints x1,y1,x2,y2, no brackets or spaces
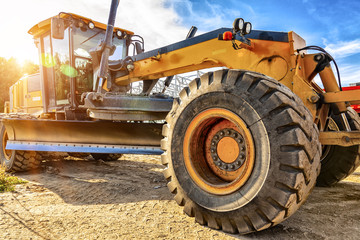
322,90,360,104
319,131,360,146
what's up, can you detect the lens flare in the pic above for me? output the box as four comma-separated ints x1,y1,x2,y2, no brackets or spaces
60,64,78,78
40,53,56,68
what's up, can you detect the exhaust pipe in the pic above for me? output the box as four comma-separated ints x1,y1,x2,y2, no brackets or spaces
97,0,120,93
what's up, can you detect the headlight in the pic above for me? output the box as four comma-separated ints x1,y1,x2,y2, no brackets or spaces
243,22,252,35
233,18,245,33
116,30,123,38
88,21,95,29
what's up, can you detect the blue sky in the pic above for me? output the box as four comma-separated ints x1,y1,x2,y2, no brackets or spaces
170,0,360,44
1,0,360,85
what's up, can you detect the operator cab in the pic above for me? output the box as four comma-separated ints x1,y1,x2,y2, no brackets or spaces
28,13,138,118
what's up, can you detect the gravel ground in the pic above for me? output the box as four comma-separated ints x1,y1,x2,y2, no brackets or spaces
0,154,359,240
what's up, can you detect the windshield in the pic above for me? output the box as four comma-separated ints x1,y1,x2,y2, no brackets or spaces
73,27,125,60
72,27,126,94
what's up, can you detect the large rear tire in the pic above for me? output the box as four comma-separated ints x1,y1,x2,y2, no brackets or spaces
317,107,360,186
0,121,42,172
161,69,321,234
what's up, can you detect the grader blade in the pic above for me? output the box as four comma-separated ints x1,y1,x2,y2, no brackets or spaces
2,118,163,154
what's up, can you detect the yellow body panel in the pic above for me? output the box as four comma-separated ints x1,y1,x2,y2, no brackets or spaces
9,75,43,115
115,38,293,86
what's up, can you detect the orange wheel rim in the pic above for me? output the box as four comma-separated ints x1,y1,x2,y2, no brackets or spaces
183,108,255,195
2,128,12,160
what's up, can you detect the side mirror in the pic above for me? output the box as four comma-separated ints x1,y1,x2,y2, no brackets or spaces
51,17,65,39
135,42,144,54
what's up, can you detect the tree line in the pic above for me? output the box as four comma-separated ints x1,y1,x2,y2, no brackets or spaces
0,57,39,112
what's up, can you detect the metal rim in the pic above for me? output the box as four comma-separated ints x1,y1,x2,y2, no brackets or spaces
321,117,339,162
183,108,255,195
2,128,12,160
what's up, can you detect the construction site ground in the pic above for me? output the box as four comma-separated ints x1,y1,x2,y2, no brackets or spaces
0,154,359,240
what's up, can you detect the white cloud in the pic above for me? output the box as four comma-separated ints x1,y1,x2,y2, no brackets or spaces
314,63,360,87
0,0,189,62
165,0,225,31
165,0,254,31
322,39,360,86
337,64,360,86
324,39,360,59
114,0,188,51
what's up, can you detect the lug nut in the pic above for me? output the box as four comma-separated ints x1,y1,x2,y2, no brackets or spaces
127,64,135,71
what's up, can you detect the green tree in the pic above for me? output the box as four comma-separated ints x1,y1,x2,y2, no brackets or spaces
0,57,39,112
22,60,40,76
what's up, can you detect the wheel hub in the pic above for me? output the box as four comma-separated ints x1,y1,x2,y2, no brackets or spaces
210,128,246,171
183,108,255,195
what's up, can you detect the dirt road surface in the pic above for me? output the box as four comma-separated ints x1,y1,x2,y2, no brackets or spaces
0,155,359,240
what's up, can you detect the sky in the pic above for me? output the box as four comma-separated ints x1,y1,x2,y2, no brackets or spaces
1,0,360,86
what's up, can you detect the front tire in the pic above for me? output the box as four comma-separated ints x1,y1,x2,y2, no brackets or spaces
161,70,321,233
1,121,42,172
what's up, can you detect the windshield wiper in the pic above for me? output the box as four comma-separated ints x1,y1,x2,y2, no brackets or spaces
80,32,100,45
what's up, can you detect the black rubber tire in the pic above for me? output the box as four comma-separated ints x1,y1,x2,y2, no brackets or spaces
161,69,321,234
38,151,67,161
317,107,360,187
67,152,91,158
0,121,42,172
91,153,122,161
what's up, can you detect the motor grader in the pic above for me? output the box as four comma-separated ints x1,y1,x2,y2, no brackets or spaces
1,0,360,234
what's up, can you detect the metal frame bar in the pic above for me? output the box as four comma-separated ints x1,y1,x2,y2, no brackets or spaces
319,131,360,146
323,89,360,104
130,71,205,96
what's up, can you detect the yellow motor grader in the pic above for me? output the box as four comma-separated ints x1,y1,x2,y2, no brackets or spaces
1,0,360,234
